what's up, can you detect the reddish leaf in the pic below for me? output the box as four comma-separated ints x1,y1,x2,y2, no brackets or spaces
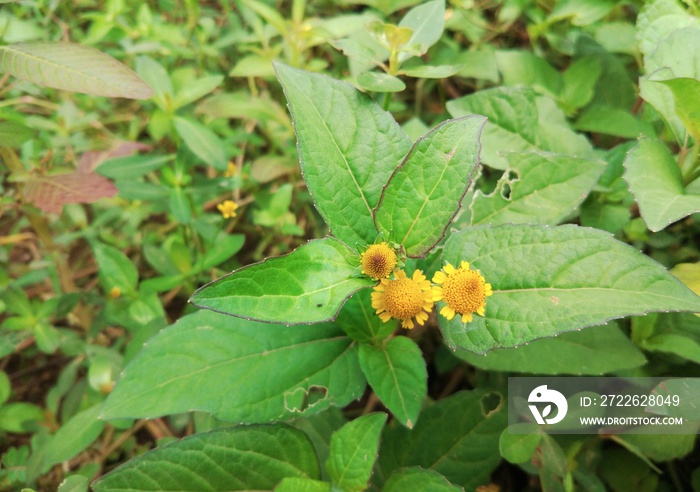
23,172,118,214
78,141,152,173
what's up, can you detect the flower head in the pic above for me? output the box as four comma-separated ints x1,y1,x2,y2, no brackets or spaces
432,261,493,323
371,269,434,329
361,242,398,279
217,200,238,219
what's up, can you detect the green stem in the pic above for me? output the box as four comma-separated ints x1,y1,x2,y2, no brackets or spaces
382,92,392,111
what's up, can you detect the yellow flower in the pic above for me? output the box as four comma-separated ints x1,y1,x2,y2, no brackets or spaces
225,161,237,177
360,242,398,280
217,200,238,219
371,269,434,329
432,261,493,323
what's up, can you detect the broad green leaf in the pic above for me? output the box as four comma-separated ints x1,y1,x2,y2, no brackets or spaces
574,105,653,138
636,0,700,58
495,50,562,98
190,238,374,324
548,0,617,26
499,425,541,463
375,389,506,490
469,151,606,226
173,116,228,170
649,378,700,421
359,337,426,428
439,224,700,353
655,77,700,141
101,311,366,423
617,427,700,462
275,478,331,492
0,371,10,406
92,242,138,295
623,137,700,232
375,116,485,257
93,425,321,491
41,405,104,472
200,233,245,270
336,289,395,344
399,64,462,78
356,71,405,92
636,312,700,363
0,402,44,432
57,476,89,492
135,55,172,106
398,0,445,61
169,187,192,224
639,27,700,144
560,56,602,112
196,91,291,128
275,62,411,247
230,54,276,78
383,468,464,491
0,42,152,99
96,154,173,180
291,408,348,480
456,324,646,375
325,413,386,492
330,32,389,75
0,121,33,147
173,74,224,109
447,87,592,170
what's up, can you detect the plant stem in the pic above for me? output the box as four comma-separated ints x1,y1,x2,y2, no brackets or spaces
382,92,392,111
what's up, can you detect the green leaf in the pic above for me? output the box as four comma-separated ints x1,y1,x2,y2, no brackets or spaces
499,424,541,463
0,120,34,147
439,224,700,353
358,337,426,428
623,137,700,232
548,0,617,26
92,242,138,295
190,238,374,324
616,428,700,462
290,408,348,480
650,378,700,421
274,62,411,247
398,0,445,61
375,116,485,257
639,27,700,144
455,324,646,375
173,116,228,170
173,75,224,109
447,87,592,170
135,55,173,107
275,478,331,492
635,312,700,364
325,413,387,492
574,105,653,138
375,389,506,490
560,56,602,112
356,71,405,92
0,402,44,432
101,311,366,423
0,370,10,406
96,154,173,180
399,64,463,78
469,151,606,226
169,187,192,224
336,289,395,344
0,42,153,99
93,425,321,491
636,0,700,58
41,404,104,472
57,476,89,492
495,50,562,98
383,468,464,491
655,76,700,141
